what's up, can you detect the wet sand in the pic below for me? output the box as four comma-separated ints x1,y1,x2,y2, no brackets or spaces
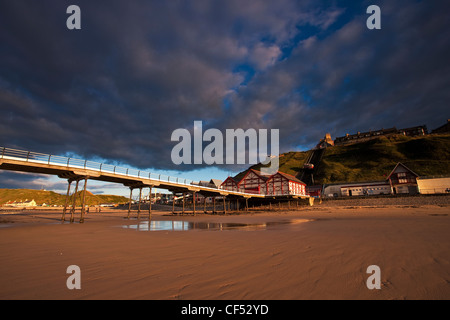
0,205,449,300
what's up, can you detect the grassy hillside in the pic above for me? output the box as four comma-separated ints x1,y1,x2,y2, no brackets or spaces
233,151,310,181
235,133,450,184
0,189,128,206
316,133,450,184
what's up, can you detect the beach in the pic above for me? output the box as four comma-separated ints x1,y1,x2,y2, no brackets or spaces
0,203,449,300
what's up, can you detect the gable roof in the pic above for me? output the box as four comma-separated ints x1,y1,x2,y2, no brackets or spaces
220,176,239,187
269,171,306,184
238,169,270,185
387,162,419,180
209,179,223,188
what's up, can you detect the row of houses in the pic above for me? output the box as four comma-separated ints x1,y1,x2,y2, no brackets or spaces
318,163,450,197
221,169,307,196
219,163,449,199
331,120,449,148
3,199,37,208
334,126,428,146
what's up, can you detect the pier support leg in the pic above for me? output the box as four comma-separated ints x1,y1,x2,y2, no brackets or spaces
80,177,88,223
223,196,226,215
193,191,196,216
213,197,216,214
70,179,80,223
148,186,152,220
62,179,72,221
204,196,207,214
172,193,175,215
182,193,185,215
245,198,249,212
127,188,133,219
137,187,142,220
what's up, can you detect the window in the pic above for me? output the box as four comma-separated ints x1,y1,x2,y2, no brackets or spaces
397,172,406,178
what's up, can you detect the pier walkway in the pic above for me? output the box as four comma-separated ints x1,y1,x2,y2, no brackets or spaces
0,147,311,222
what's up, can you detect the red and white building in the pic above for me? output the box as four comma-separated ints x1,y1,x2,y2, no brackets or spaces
221,176,239,192
386,162,419,195
220,169,307,196
238,169,270,194
267,172,306,196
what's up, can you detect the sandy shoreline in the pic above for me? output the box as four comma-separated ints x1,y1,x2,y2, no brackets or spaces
0,204,449,300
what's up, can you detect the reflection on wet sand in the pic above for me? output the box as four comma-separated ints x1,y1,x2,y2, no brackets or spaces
122,219,310,231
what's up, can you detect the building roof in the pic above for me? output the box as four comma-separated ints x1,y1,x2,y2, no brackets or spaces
270,171,306,184
220,176,239,186
209,179,223,188
238,169,270,185
431,119,450,134
387,162,419,180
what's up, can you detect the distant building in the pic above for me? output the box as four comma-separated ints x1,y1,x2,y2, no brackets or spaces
334,125,428,146
322,181,390,197
416,176,450,194
306,185,322,198
431,119,450,134
398,125,428,137
221,177,239,192
387,162,419,195
315,133,334,149
4,199,37,208
209,179,223,189
340,181,391,197
334,127,398,146
197,179,223,189
322,162,420,197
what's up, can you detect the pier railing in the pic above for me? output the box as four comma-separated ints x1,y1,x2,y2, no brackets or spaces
1,147,198,186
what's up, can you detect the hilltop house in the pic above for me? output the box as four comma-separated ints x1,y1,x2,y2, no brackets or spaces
431,119,450,134
334,126,428,146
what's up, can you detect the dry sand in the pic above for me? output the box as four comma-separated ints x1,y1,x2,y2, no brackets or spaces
0,204,449,300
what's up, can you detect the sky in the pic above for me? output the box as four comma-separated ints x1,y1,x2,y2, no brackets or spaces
0,0,449,196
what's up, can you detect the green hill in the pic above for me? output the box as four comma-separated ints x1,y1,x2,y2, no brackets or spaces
236,133,450,184
0,189,128,206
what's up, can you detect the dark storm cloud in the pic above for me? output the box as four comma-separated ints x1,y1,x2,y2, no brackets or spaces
224,0,450,150
0,0,449,178
0,171,59,190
